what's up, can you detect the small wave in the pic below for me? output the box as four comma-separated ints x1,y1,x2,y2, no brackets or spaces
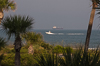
88,48,96,50
49,33,56,35
67,33,84,35
58,33,64,35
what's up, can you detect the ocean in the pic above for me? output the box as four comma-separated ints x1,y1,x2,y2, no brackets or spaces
0,29,100,48
33,29,100,48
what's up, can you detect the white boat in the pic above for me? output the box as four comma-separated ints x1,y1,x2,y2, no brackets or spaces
45,31,54,34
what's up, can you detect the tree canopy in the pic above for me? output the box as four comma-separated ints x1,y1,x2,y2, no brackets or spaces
0,0,16,11
1,15,34,39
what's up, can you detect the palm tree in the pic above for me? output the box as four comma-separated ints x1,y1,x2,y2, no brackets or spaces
21,32,43,44
84,0,100,53
1,15,34,66
21,32,43,54
0,0,16,24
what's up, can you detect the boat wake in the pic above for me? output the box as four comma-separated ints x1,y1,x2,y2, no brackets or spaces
67,33,84,35
45,31,84,35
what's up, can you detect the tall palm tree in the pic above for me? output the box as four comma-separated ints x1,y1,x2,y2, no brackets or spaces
1,15,34,66
0,0,16,24
84,0,100,53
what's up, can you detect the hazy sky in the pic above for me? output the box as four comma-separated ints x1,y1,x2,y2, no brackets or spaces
4,0,100,30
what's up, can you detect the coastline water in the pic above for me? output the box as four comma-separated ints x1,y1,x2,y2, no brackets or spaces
33,29,100,48
0,29,100,48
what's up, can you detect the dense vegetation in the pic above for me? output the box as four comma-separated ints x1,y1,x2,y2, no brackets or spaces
0,32,100,66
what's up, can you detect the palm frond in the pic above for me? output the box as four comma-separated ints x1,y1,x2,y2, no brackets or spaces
34,53,56,66
0,37,6,50
0,0,16,11
1,15,34,40
21,32,43,44
91,0,100,4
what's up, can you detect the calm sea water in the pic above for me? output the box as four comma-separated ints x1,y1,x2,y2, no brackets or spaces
1,29,100,48
33,29,100,48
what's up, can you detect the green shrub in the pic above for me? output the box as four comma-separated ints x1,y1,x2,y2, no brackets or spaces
21,32,43,45
54,45,64,53
53,45,73,53
59,47,100,66
64,46,73,53
10,48,15,53
34,49,46,55
20,47,28,53
1,48,11,53
1,54,38,66
0,54,4,64
41,42,53,50
21,54,37,66
1,54,15,66
0,37,6,50
34,53,59,66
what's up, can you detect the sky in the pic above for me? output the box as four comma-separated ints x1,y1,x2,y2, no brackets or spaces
4,0,100,30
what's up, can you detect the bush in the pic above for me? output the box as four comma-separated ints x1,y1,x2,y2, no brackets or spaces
53,45,64,53
21,32,43,45
21,54,37,66
34,53,59,66
53,45,73,53
1,54,38,66
34,48,46,55
59,47,100,66
1,48,11,53
20,47,28,53
41,42,53,50
1,54,15,66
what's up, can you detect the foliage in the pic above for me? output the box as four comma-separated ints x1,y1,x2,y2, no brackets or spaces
1,54,15,66
1,15,34,66
91,0,100,4
0,54,4,65
20,47,28,53
0,37,6,66
21,54,37,66
34,53,58,66
1,15,34,39
1,54,37,66
34,49,47,56
53,45,64,53
59,47,100,66
21,32,43,44
53,45,73,53
64,46,73,53
0,45,100,66
40,41,53,50
0,0,16,11
1,47,11,53
0,37,6,50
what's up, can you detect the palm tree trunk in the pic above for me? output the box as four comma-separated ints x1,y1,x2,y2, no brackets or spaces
15,50,20,66
0,9,3,24
14,35,22,66
84,3,96,53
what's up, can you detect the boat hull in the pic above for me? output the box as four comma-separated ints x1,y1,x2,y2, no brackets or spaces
45,32,54,34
